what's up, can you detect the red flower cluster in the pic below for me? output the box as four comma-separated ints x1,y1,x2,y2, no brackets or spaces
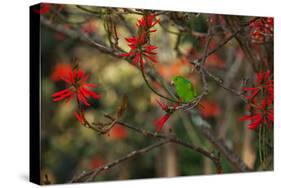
249,18,273,43
239,70,273,130
120,14,160,69
52,68,100,106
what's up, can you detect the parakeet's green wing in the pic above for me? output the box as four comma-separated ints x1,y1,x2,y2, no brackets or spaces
173,76,197,103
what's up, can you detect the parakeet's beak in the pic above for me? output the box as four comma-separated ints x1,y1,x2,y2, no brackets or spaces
171,80,174,86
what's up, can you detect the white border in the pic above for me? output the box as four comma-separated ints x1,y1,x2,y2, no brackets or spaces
0,0,279,187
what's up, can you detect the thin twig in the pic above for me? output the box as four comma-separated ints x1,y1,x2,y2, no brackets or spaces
76,5,103,15
187,27,248,102
225,17,266,73
71,140,170,182
196,30,240,63
41,17,123,57
200,126,252,172
140,66,183,103
192,17,256,64
50,6,88,25
104,114,222,171
200,21,213,66
76,5,144,16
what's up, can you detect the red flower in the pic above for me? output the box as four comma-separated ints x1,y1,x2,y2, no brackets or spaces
240,70,273,130
32,3,51,14
242,87,260,100
240,97,273,130
245,70,273,101
239,114,262,130
136,14,160,32
153,99,176,132
120,35,158,69
73,111,86,124
120,14,160,69
154,113,171,132
51,63,72,82
249,18,273,43
256,70,270,84
52,69,100,106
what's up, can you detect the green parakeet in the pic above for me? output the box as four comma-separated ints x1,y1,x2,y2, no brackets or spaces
171,76,197,102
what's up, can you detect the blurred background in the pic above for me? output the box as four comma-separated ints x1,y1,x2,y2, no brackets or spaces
39,4,273,184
